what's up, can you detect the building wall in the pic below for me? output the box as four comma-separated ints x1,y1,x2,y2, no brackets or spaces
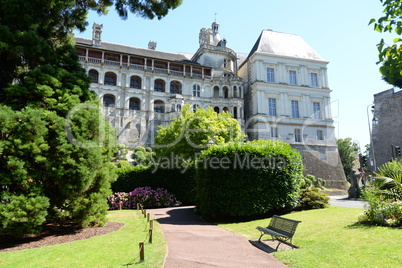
238,37,347,187
372,88,402,169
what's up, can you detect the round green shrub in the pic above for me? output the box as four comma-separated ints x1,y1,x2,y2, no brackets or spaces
195,140,303,220
297,187,330,210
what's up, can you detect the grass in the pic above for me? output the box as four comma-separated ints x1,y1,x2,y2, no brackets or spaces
218,207,402,268
0,210,166,267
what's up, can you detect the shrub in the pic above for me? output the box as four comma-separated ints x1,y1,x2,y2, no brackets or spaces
297,187,330,210
375,159,402,183
195,140,303,220
0,194,50,236
301,174,326,189
359,186,402,227
112,165,196,205
108,187,181,209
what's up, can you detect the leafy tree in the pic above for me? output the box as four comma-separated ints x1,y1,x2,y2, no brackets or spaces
154,105,245,160
131,146,155,166
369,0,402,87
0,0,182,235
337,138,359,180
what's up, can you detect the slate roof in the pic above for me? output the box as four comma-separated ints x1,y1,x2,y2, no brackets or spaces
75,37,199,65
246,30,327,62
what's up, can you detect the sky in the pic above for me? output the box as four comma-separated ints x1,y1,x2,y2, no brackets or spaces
74,0,395,151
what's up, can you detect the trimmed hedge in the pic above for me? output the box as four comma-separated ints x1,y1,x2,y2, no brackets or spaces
195,140,303,220
112,165,196,205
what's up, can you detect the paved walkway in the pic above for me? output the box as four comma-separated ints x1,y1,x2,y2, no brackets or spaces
148,206,287,268
329,195,367,209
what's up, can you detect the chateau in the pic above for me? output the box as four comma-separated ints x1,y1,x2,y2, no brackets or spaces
75,22,347,190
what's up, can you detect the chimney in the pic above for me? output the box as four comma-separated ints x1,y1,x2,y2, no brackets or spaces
148,41,157,50
92,23,103,47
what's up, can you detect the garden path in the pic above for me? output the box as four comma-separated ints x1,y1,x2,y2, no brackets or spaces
149,206,287,268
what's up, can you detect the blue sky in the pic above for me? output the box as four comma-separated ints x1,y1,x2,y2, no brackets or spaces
75,0,394,150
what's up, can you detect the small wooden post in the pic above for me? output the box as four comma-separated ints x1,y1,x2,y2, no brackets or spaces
139,241,144,262
149,228,153,243
147,213,150,222
136,203,140,210
149,219,153,229
143,209,146,218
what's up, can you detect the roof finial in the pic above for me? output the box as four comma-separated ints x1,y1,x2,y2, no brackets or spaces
214,13,217,22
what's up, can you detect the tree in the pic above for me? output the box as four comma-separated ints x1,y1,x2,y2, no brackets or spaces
0,0,182,235
369,0,402,87
154,105,245,160
337,138,359,180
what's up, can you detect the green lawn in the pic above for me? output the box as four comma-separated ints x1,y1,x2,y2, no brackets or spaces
0,210,166,267
219,207,402,268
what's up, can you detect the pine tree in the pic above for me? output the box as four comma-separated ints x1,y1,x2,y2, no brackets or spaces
0,0,182,235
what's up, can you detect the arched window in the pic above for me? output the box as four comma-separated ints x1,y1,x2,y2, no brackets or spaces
177,104,182,112
130,76,142,89
104,72,117,86
233,107,238,119
88,69,99,83
223,87,229,98
154,100,165,113
214,106,220,113
129,97,140,110
193,84,201,97
223,107,229,113
233,86,237,98
213,86,219,98
103,94,115,107
170,81,182,94
193,104,199,112
171,104,176,112
154,79,165,92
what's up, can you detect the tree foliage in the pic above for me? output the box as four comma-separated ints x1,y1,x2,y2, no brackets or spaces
154,105,245,159
337,138,359,180
369,0,402,87
0,0,182,235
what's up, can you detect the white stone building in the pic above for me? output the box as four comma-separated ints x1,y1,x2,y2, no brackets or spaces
238,30,346,188
74,22,347,189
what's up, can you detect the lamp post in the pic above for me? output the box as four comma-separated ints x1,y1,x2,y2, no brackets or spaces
367,104,377,171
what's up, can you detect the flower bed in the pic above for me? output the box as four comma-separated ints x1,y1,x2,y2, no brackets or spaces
108,187,181,210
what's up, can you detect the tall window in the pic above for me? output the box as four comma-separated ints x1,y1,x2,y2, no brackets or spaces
170,81,182,94
289,70,297,85
271,127,278,138
129,98,140,110
103,94,115,107
313,102,321,119
291,100,299,118
88,69,99,83
233,106,238,119
294,129,302,143
268,98,277,116
223,87,229,98
317,130,324,141
213,86,219,98
267,68,275,82
154,100,164,113
130,76,142,89
104,72,116,86
311,73,318,87
193,104,199,112
154,79,165,92
193,84,201,97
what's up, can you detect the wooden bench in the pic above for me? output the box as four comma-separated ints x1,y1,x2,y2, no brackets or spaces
256,215,301,250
